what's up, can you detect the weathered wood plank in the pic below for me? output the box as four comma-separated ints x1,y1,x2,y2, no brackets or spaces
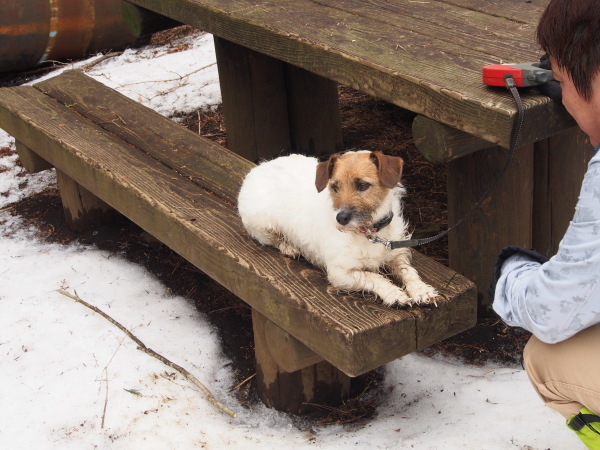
437,0,548,25
15,141,52,173
55,170,120,233
533,127,593,256
0,85,476,376
412,115,493,164
284,64,343,156
316,0,541,61
124,0,570,148
34,70,253,205
447,144,534,312
213,37,292,161
410,251,478,349
253,309,350,414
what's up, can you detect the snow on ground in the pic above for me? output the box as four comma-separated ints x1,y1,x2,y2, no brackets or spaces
0,31,582,449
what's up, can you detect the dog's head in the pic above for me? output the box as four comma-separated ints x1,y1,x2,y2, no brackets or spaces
315,151,404,230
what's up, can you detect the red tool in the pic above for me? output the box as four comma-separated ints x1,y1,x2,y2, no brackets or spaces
482,62,553,87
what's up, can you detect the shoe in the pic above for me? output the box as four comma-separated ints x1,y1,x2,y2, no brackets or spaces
567,407,600,449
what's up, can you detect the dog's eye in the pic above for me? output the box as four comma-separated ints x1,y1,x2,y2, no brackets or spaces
331,182,340,193
355,180,371,192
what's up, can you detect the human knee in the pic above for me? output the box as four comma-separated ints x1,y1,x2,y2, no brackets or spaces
523,334,549,380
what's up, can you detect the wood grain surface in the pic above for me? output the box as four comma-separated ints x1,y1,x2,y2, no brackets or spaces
35,70,253,205
0,79,476,376
124,0,573,148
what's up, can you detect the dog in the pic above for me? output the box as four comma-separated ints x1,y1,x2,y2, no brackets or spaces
237,150,438,307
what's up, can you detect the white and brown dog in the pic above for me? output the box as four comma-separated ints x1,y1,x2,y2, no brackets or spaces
237,151,438,307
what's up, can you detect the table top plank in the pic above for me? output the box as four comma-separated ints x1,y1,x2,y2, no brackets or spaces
438,0,549,25
126,0,573,147
322,0,541,62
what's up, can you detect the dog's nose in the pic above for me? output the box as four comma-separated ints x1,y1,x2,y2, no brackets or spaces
336,210,353,226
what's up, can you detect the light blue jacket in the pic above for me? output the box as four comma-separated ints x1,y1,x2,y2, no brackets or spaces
493,145,600,344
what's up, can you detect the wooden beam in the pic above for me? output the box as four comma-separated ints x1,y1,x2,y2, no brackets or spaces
15,141,53,173
122,2,182,37
253,309,350,414
55,170,120,233
284,65,343,156
533,127,593,256
447,143,534,314
412,115,494,164
213,37,291,162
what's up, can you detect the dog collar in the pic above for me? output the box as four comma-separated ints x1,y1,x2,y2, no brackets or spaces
358,212,394,234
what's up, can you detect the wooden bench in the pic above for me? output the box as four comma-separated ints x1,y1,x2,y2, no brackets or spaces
0,70,476,414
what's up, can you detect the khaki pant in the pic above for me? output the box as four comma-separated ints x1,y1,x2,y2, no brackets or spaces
524,323,600,418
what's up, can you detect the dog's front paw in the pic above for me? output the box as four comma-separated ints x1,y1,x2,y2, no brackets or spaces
380,285,412,307
277,240,301,258
406,282,439,306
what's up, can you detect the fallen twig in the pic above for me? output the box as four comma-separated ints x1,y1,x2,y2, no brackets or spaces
0,204,16,213
81,52,124,71
229,373,256,392
56,289,237,418
101,337,125,428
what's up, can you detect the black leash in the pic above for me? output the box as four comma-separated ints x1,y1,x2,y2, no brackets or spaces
371,75,525,250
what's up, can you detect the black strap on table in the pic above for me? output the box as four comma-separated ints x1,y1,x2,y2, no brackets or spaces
382,74,524,250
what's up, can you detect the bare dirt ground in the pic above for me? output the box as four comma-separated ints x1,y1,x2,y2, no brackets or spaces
1,26,531,425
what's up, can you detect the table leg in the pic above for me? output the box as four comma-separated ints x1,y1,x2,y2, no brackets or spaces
284,65,343,156
213,37,291,162
533,127,592,256
214,37,342,161
413,117,591,314
446,144,534,315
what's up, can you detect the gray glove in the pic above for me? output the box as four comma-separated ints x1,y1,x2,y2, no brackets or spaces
489,246,549,300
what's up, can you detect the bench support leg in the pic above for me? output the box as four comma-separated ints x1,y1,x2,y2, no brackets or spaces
252,309,351,414
56,170,120,233
16,141,53,173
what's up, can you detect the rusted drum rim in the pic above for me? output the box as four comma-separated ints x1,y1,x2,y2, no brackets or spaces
0,0,137,73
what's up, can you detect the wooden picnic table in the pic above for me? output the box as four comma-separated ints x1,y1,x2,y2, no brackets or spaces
124,0,592,312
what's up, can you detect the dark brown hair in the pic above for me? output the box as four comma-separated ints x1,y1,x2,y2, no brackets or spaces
537,0,600,100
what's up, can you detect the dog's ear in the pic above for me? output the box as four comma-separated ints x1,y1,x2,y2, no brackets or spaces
370,152,404,188
315,154,338,192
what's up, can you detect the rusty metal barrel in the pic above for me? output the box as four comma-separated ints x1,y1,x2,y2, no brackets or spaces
0,0,139,73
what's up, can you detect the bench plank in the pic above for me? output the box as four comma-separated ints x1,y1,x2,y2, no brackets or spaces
125,0,573,149
0,82,476,377
34,70,253,205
